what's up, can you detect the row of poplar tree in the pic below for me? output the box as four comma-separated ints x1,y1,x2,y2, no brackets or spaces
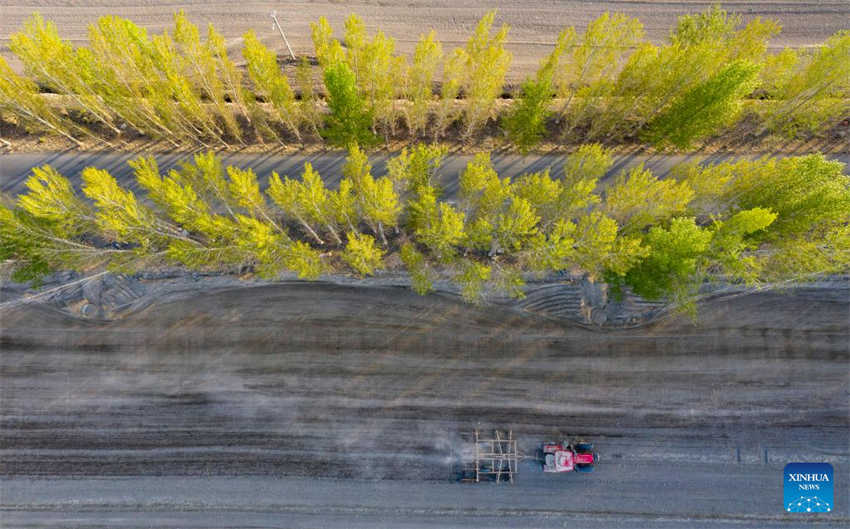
2,144,848,308
0,7,848,150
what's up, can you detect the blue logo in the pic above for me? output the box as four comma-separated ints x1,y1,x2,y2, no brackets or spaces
784,463,833,513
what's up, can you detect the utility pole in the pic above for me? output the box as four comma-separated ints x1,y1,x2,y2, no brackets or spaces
271,11,296,61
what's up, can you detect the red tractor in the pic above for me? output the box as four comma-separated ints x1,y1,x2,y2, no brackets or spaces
541,440,598,473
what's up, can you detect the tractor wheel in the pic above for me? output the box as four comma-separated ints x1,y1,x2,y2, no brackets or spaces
575,442,593,453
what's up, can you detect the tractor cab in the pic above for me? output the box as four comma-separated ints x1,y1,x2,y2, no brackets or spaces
545,448,575,472
542,441,598,473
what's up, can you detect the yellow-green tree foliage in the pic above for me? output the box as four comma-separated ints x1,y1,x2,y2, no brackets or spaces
150,20,226,144
555,13,643,138
642,60,762,149
596,5,778,142
172,10,241,142
207,23,263,140
4,9,850,148
764,30,850,136
407,31,443,137
456,259,491,304
242,30,300,141
503,28,570,152
10,13,120,134
2,147,847,310
82,14,226,146
84,15,174,141
341,145,401,244
342,14,406,136
17,166,94,235
400,243,434,294
0,56,82,144
342,231,384,276
604,164,694,234
451,11,512,139
1,192,102,283
296,57,323,136
310,16,344,69
407,185,466,263
433,48,466,141
321,60,378,146
386,143,448,197
268,163,340,245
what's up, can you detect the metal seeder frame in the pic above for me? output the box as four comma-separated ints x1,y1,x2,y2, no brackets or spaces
472,429,518,483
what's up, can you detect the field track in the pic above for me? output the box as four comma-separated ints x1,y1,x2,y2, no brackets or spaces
1,278,848,528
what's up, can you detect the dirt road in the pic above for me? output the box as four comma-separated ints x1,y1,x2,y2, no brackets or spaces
1,279,848,527
2,1,849,80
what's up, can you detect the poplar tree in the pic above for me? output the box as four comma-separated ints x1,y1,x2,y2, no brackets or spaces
0,205,56,285
341,145,400,244
433,48,466,141
456,11,512,139
407,31,442,138
225,166,290,241
130,156,323,279
588,42,660,141
343,15,404,136
522,218,577,274
343,15,368,81
555,13,643,138
503,29,569,152
296,58,323,136
242,30,301,141
0,57,83,144
81,167,180,251
342,231,384,276
207,23,262,140
679,154,850,241
570,211,621,279
458,153,511,251
132,159,239,246
329,178,360,233
765,30,850,136
708,207,776,283
400,243,435,294
17,166,94,235
86,15,205,145
458,153,539,254
563,143,612,183
4,149,848,307
758,48,799,98
84,15,162,139
172,11,241,142
2,194,112,283
456,259,491,304
10,13,120,135
386,143,447,196
310,17,339,69
150,27,226,145
598,6,778,143
407,185,466,263
604,165,693,233
623,217,713,305
322,61,377,146
168,151,242,218
643,60,761,149
267,164,339,245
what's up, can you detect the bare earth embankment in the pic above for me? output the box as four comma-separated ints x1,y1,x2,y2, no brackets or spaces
2,1,850,79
